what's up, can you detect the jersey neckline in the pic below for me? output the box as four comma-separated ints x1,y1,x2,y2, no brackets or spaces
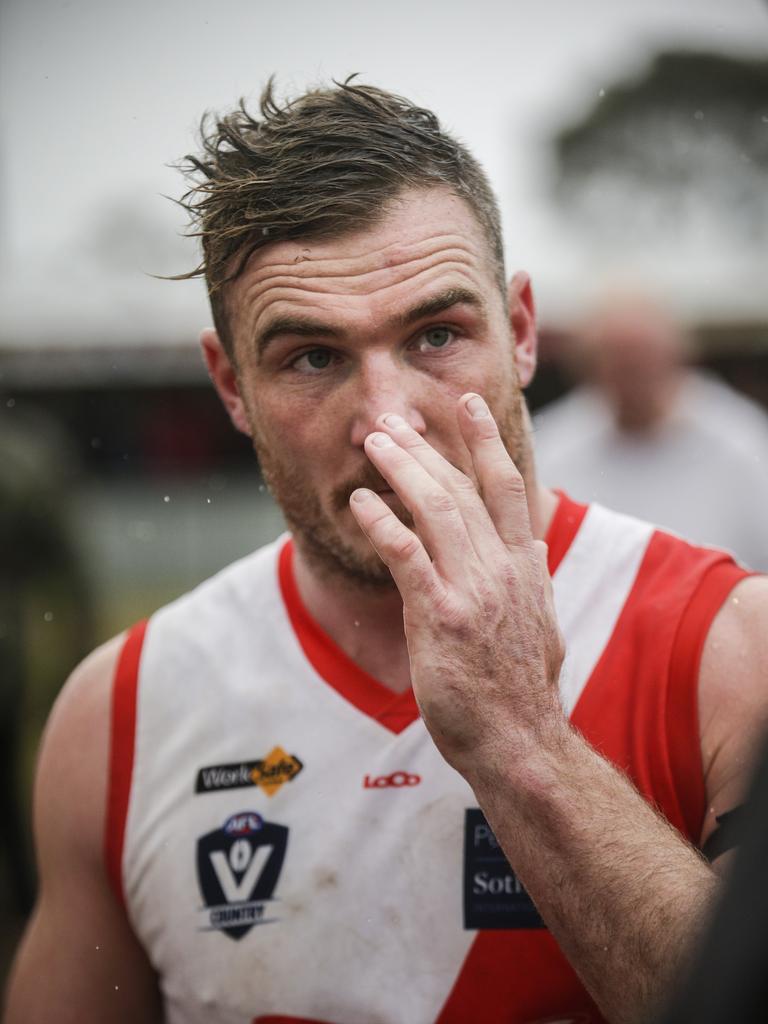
277,490,587,733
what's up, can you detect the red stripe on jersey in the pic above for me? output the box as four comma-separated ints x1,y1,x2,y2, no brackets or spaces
546,492,588,576
570,531,748,840
278,540,419,733
104,619,148,906
436,930,603,1023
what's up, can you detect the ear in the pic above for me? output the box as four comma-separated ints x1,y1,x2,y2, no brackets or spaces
200,328,252,437
507,270,538,388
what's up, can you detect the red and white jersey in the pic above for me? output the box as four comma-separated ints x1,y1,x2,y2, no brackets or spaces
106,494,748,1024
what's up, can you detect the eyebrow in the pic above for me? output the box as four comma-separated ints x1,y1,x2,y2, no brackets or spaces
256,316,341,359
255,285,487,361
396,286,487,328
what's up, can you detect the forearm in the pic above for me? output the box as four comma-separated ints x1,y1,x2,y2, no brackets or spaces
465,721,718,1024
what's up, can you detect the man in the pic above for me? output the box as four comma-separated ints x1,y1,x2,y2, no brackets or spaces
5,81,767,1024
534,292,768,570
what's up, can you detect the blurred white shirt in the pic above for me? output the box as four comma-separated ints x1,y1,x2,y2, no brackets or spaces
533,371,768,571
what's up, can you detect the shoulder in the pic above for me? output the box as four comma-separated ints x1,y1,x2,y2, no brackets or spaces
35,633,127,868
698,575,768,850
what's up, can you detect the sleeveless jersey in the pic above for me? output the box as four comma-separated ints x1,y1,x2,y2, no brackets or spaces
105,493,748,1024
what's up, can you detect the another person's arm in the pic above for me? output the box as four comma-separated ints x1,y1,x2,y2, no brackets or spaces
349,395,768,1024
3,637,162,1024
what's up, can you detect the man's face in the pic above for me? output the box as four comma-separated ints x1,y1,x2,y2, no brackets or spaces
222,188,528,586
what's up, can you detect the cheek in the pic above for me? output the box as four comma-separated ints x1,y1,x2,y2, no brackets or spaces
250,395,340,477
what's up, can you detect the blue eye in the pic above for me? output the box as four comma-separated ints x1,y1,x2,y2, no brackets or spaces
294,348,333,373
417,327,453,352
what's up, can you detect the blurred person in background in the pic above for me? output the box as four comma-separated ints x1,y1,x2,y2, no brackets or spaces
5,82,768,1024
534,292,768,570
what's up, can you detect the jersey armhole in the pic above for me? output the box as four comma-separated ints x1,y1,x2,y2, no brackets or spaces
667,560,752,840
104,619,148,908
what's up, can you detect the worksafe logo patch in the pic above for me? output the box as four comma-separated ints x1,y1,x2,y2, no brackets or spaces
197,811,289,941
195,747,303,797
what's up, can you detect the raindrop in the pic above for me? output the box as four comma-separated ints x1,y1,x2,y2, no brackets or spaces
694,110,704,121
762,116,768,124
598,88,605,98
44,611,54,622
206,498,211,504
353,620,360,627
90,437,102,449
6,398,15,408
163,495,170,503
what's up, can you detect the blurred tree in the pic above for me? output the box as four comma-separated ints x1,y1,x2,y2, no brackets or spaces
550,51,768,252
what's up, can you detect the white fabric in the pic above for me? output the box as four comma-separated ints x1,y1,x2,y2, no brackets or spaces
554,504,653,716
122,516,647,1023
534,371,768,571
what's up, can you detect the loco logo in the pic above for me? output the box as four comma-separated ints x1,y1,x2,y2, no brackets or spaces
196,811,289,941
363,770,421,789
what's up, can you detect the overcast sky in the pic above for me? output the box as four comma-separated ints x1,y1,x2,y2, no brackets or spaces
2,0,767,347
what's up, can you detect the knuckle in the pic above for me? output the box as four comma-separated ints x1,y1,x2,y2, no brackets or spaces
424,489,456,516
475,418,501,441
498,559,520,592
450,472,478,499
388,528,422,562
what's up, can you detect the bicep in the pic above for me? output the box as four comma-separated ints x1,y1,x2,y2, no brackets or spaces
3,636,162,1024
5,866,162,1024
698,576,768,866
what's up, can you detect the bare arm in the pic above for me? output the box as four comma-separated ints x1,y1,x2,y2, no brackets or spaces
3,637,162,1024
698,575,768,857
348,396,768,1024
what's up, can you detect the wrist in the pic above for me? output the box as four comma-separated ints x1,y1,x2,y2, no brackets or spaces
458,700,577,805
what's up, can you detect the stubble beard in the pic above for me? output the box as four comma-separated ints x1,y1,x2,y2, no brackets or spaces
252,387,530,590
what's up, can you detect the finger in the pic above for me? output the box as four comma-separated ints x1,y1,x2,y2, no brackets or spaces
457,393,533,550
362,431,473,580
348,487,436,598
375,413,506,564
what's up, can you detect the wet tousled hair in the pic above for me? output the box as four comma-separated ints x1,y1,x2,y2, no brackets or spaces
174,77,506,358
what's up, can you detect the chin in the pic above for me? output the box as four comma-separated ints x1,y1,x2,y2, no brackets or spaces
292,521,397,591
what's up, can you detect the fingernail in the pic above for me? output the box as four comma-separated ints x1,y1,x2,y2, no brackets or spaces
351,488,374,503
383,413,408,430
369,432,395,447
466,394,489,419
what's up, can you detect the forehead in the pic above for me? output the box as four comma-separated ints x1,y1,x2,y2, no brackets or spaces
225,188,500,345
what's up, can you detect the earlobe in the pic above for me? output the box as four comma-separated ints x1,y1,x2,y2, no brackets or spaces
508,271,538,388
200,328,252,437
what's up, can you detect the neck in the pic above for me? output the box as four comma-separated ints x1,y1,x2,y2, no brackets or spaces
292,475,558,695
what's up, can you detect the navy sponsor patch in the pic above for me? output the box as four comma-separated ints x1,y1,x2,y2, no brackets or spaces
195,746,303,797
463,808,544,930
197,811,289,940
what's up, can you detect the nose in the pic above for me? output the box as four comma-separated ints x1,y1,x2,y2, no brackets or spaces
348,351,427,448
